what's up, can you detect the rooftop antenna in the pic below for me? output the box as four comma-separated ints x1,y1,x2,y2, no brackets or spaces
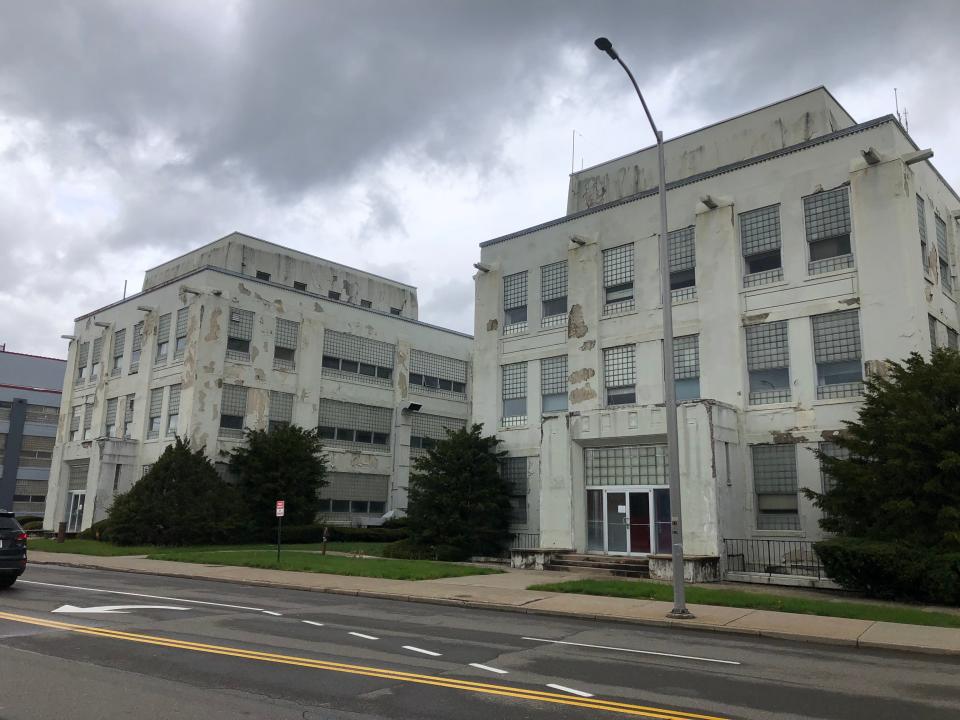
123,279,127,299
571,130,583,173
894,88,909,132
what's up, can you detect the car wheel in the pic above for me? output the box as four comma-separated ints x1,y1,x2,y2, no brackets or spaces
0,575,17,590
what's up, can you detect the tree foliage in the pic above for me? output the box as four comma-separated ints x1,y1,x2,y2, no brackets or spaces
229,424,328,530
805,350,960,551
405,424,512,557
108,437,243,546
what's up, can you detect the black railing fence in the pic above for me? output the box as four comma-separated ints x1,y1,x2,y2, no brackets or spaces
723,538,824,579
510,532,541,550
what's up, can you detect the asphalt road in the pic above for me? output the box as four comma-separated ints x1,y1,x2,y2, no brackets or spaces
1,565,958,720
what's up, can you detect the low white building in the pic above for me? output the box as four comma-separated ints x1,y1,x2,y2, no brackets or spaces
44,232,472,532
472,87,960,578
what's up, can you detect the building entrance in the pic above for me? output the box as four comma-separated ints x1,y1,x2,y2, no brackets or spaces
587,487,671,555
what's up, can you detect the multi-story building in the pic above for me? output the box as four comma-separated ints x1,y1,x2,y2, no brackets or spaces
473,87,960,578
44,232,471,532
0,348,67,517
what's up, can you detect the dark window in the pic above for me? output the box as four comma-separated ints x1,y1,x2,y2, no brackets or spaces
809,235,851,261
358,363,376,377
605,281,634,305
746,250,781,274
369,501,385,514
322,355,340,369
227,337,250,354
332,500,350,513
390,307,402,315
452,381,466,393
376,367,392,379
438,378,452,391
360,299,372,308
409,372,423,385
351,501,369,513
293,281,307,291
542,297,567,317
318,499,332,512
328,290,341,300
318,426,335,439
372,432,390,445
423,375,438,389
256,271,271,281
669,268,696,290
340,359,358,373
274,346,295,365
336,428,354,441
504,306,527,324
219,414,243,430
354,430,373,444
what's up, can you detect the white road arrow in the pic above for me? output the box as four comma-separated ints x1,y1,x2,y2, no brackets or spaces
52,604,190,615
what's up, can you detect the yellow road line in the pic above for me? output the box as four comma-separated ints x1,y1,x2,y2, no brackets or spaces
0,610,730,720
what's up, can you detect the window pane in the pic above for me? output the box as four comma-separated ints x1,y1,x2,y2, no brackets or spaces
675,378,700,401
542,392,567,412
748,367,790,392
503,397,526,418
746,250,782,274
542,297,567,317
607,388,636,405
809,235,851,261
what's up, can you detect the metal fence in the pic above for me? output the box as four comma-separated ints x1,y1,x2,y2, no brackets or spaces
510,532,541,550
723,538,824,579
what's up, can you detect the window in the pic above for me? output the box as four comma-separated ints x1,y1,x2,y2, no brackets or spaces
317,400,391,451
746,321,791,404
104,397,118,437
269,390,294,432
219,384,247,438
142,464,153,478
936,214,951,292
584,445,668,485
604,345,635,406
501,363,527,426
147,387,163,439
113,464,122,494
390,307,402,316
274,318,300,370
410,414,466,458
75,341,89,382
752,444,799,530
502,457,528,524
129,322,144,373
949,327,959,351
669,226,696,301
23,405,59,425
69,406,82,441
917,195,929,272
409,349,467,398
166,384,181,436
503,271,528,332
90,337,103,381
929,314,939,352
541,356,567,412
360,299,372,308
812,310,863,399
541,261,568,327
111,328,125,376
82,402,93,441
18,435,54,468
328,290,341,300
293,281,307,291
804,188,853,274
123,395,135,439
319,472,389,515
819,440,850,493
603,243,634,313
154,313,171,365
256,271,271,281
740,204,783,285
67,461,89,491
322,330,394,386
226,309,254,362
673,334,700,401
174,307,189,360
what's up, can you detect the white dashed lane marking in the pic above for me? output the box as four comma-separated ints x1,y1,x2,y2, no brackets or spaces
547,683,593,698
349,632,379,640
402,645,442,657
19,580,267,613
301,620,325,627
261,611,283,616
522,637,741,666
469,663,508,674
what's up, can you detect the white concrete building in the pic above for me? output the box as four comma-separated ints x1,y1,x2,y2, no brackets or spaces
44,232,471,532
473,87,960,578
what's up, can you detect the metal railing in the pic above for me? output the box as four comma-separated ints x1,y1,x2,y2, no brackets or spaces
509,532,541,550
723,538,824,579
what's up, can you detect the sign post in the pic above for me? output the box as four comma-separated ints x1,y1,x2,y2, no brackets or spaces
275,500,285,565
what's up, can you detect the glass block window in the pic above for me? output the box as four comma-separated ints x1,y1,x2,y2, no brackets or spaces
669,226,696,292
673,334,700,401
541,261,568,327
752,444,799,530
104,397,118,437
269,390,294,432
19,435,54,468
274,318,299,371
68,406,81,441
740,204,783,285
604,345,636,406
23,405,59,425
501,457,528,524
294,281,308,291
503,271,528,332
603,243,635,313
174,307,189,360
812,310,863,399
501,362,527,426
166,384,181,437
319,472,389,515
111,328,125,376
90,337,103,381
81,402,93,441
541,355,568,412
317,399,391,451
226,308,255,362
410,413,466,459
130,322,144,373
929,314,939,351
328,290,341,300
804,188,853,275
948,327,959,351
409,349,467,399
819,440,850,493
322,330,394,387
68,460,89,491
584,445,668,486
75,341,89,382
123,395,135,439
917,195,929,272
155,313,171,365
746,321,791,404
219,384,247,438
936,214,951,292
256,271,271,281
146,387,163,439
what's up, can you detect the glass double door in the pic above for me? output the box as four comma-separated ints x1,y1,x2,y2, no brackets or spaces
587,488,671,555
66,492,85,533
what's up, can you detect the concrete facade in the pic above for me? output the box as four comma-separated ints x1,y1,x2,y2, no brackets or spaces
43,232,471,532
473,88,960,569
0,349,67,517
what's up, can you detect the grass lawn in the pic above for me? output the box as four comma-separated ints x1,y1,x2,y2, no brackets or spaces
28,538,389,557
529,579,960,629
28,538,157,555
147,549,502,581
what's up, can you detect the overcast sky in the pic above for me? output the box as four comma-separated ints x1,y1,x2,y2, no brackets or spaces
2,1,958,359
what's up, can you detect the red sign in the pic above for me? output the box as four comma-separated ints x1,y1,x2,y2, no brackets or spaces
276,500,285,518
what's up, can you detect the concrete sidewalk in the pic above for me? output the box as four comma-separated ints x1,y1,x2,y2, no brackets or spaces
26,551,960,658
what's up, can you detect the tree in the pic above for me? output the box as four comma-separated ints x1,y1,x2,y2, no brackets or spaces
108,437,244,546
229,424,328,530
405,424,512,557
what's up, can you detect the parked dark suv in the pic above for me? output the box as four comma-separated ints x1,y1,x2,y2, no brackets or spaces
0,510,27,589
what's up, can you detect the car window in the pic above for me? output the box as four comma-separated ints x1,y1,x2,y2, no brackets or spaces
0,517,22,531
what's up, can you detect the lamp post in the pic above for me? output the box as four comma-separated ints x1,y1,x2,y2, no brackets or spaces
594,37,692,619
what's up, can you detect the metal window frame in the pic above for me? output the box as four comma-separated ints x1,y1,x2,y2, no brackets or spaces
751,444,800,530
226,308,255,362
501,362,527,425
174,307,189,360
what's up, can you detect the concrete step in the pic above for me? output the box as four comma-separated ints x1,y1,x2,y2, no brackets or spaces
543,563,649,579
550,554,650,566
548,558,649,571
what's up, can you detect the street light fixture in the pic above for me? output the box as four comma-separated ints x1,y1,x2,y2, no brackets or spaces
594,36,693,619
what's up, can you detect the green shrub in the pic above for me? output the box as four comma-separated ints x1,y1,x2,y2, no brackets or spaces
20,520,43,531
16,515,43,526
381,539,469,562
267,524,408,544
78,518,114,541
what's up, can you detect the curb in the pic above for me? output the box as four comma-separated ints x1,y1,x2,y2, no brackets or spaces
26,557,960,658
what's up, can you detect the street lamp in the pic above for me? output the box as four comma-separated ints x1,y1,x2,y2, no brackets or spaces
594,36,692,619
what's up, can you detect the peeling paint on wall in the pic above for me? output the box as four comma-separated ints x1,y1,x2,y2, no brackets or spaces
314,302,324,313
238,283,252,296
486,318,498,332
770,430,807,444
570,385,597,404
204,306,223,343
579,340,595,351
567,304,588,339
568,368,595,384
742,312,770,326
